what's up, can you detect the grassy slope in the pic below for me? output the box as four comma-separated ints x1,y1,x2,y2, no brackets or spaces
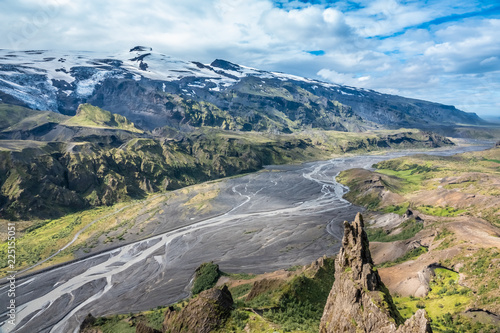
62,103,143,133
338,146,500,225
0,103,69,132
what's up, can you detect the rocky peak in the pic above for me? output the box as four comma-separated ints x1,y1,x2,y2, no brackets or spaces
337,213,381,291
162,285,233,333
320,212,432,333
130,46,153,52
210,59,241,72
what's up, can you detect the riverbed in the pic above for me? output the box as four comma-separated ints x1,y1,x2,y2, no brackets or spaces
0,143,492,333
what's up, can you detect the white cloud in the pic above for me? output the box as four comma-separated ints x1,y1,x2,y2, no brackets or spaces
344,0,435,37
0,0,498,116
317,69,371,87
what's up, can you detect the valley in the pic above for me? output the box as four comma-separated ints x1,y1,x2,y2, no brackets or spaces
0,45,498,333
0,143,491,333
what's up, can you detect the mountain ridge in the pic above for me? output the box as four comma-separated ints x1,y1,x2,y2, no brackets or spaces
0,47,485,133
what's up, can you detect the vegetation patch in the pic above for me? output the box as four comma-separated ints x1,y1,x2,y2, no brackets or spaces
0,204,119,274
374,161,435,194
229,283,252,300
366,219,424,242
192,262,222,295
444,248,500,308
63,103,143,133
383,203,411,215
259,257,336,332
395,267,473,331
417,205,466,217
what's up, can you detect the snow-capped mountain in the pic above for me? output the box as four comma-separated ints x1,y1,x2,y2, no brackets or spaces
0,46,484,132
0,46,321,108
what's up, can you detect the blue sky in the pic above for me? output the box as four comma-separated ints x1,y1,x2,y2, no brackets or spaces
0,0,499,117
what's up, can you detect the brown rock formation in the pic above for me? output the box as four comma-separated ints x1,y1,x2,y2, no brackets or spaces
319,213,432,333
162,285,233,333
135,322,161,333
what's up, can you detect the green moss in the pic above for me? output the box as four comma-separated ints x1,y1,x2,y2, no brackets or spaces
383,203,410,215
374,162,436,194
416,205,466,217
376,284,405,326
63,104,143,133
224,272,256,280
192,262,222,295
229,283,253,299
395,266,474,331
261,257,336,332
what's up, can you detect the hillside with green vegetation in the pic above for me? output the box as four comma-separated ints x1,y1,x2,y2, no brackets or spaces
81,257,336,333
0,103,453,221
338,145,500,226
0,103,69,132
62,103,143,133
336,145,500,332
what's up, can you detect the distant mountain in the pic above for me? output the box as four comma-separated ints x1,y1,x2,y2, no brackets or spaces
482,116,500,124
0,46,485,132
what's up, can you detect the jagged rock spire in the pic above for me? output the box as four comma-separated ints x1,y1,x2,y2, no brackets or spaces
337,213,381,291
320,213,432,333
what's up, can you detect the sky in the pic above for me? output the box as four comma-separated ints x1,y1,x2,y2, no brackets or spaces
0,0,499,117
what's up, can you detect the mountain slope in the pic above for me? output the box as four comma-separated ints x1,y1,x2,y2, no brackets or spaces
62,103,143,133
0,102,454,221
0,47,484,132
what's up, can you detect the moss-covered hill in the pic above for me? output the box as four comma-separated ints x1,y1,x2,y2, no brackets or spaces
0,102,454,220
63,103,143,133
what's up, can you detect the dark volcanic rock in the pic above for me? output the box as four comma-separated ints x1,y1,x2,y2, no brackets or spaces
79,314,102,333
319,213,432,333
162,286,233,333
403,209,414,219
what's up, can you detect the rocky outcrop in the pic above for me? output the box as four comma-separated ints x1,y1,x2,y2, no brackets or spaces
135,322,161,333
319,213,432,333
162,285,233,333
79,314,102,333
397,309,433,333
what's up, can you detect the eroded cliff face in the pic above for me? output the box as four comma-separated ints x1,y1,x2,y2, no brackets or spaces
319,213,432,333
